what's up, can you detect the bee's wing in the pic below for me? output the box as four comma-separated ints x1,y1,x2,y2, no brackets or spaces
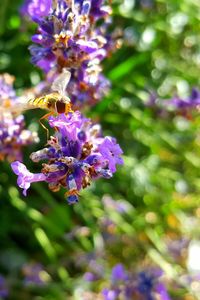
0,96,36,115
0,104,28,115
51,69,71,96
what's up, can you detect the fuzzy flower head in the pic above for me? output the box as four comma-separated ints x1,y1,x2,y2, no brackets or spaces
22,263,50,286
0,275,8,299
23,0,120,107
0,74,38,162
101,265,171,300
146,88,200,120
11,111,123,204
0,73,16,103
167,88,200,110
28,0,112,72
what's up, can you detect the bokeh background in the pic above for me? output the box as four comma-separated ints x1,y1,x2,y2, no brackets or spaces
1,0,200,299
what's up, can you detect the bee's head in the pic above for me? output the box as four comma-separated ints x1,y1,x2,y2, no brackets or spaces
55,100,66,114
56,97,73,114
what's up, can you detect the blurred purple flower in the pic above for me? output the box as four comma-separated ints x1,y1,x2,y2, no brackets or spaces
155,282,171,300
22,263,49,286
0,74,16,101
137,269,162,296
140,0,154,10
168,88,200,109
111,264,127,282
100,265,171,300
21,0,52,18
84,272,100,282
167,238,189,261
0,74,38,162
102,195,130,214
0,276,8,298
146,88,200,118
102,288,119,300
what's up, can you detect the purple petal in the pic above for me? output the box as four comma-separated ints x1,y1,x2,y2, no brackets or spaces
111,264,127,282
11,161,46,196
76,40,98,53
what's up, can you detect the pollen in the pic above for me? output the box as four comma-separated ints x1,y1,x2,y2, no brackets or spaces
54,32,71,46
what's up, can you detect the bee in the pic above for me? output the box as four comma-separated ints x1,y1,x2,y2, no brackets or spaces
1,69,72,115
0,69,73,136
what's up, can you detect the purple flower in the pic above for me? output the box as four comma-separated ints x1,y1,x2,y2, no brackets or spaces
21,0,119,107
155,283,171,300
111,264,127,282
146,88,200,118
27,0,112,73
76,40,98,53
21,0,52,18
16,1,123,203
0,276,8,298
168,88,200,109
84,272,99,282
0,74,38,162
22,263,49,286
48,111,87,140
102,289,119,300
12,112,123,204
167,97,191,109
167,238,189,261
137,271,157,295
134,268,170,300
0,73,16,101
99,137,124,173
100,265,171,300
102,195,130,214
11,161,46,196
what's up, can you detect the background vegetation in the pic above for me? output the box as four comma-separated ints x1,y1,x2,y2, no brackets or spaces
1,0,200,299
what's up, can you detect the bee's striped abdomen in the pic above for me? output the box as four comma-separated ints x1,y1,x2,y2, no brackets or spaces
26,92,72,115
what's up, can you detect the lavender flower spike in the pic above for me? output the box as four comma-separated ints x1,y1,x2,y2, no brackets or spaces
11,112,123,204
0,74,38,162
22,263,50,286
16,0,123,203
22,0,120,107
100,264,171,300
0,275,9,299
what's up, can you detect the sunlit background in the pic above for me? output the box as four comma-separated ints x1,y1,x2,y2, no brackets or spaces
1,0,200,299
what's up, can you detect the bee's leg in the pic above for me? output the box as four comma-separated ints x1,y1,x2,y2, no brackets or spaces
39,112,53,140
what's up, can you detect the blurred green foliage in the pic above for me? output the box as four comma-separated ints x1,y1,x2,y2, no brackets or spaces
1,0,200,299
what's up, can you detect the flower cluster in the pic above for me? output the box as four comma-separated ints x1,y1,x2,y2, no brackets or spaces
0,275,8,299
10,0,123,204
0,74,38,162
21,0,120,107
167,88,200,110
146,88,200,119
22,263,50,286
102,264,171,300
11,111,123,204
